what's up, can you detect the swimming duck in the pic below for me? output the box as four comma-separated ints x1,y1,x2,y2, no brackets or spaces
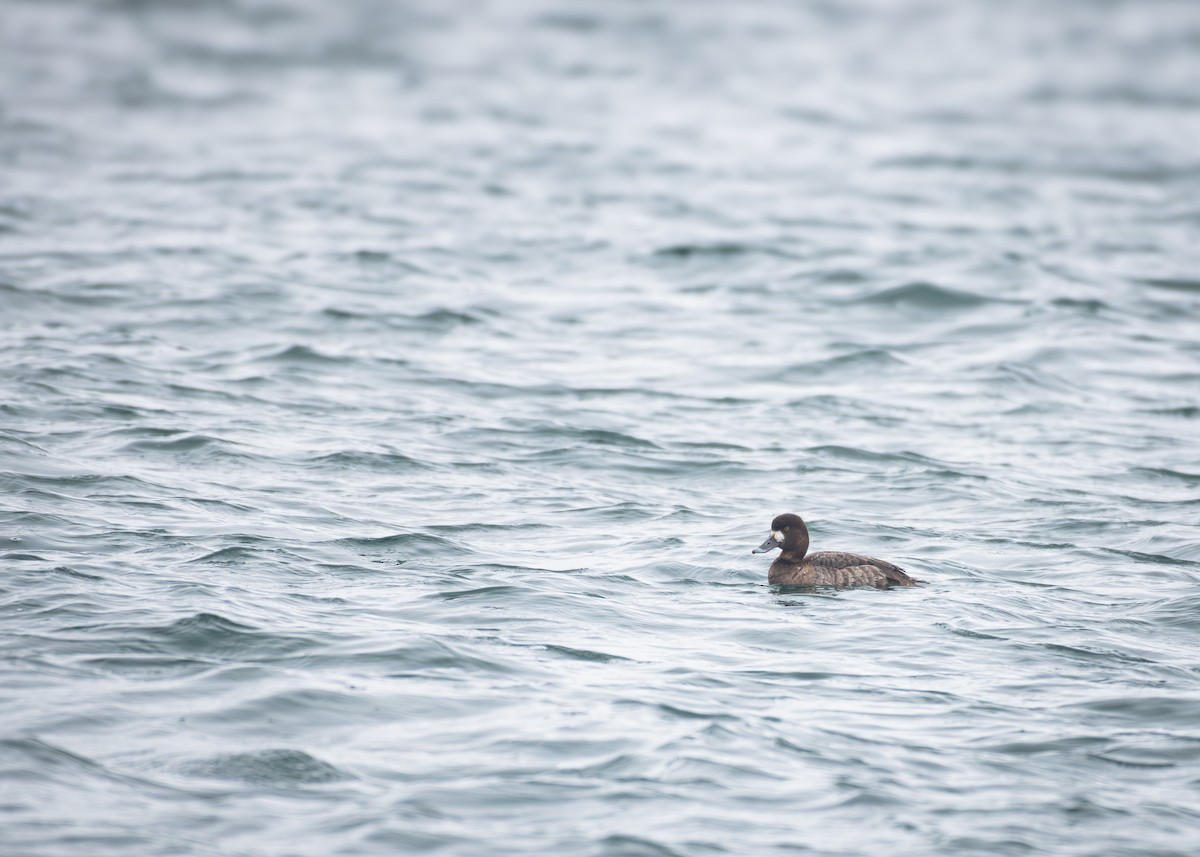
752,513,922,589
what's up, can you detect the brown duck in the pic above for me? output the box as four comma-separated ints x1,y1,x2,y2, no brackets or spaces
752,513,922,589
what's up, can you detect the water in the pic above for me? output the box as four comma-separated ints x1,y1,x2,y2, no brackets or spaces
3,0,1200,854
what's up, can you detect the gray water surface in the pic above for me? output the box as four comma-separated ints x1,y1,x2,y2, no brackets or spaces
3,1,1200,855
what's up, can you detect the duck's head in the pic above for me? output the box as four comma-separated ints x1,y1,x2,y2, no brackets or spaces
751,513,810,559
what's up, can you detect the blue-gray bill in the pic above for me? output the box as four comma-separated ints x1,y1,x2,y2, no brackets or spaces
752,534,781,554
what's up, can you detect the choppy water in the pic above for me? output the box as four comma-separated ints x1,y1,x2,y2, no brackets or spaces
3,1,1200,854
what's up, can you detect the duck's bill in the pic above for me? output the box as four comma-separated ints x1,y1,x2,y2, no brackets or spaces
751,534,781,554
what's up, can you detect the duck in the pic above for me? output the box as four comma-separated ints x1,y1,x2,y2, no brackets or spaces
752,513,922,589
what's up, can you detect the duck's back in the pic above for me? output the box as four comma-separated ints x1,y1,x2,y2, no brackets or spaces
769,550,920,589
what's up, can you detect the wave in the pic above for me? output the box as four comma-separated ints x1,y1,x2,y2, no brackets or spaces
855,281,1008,309
183,749,346,786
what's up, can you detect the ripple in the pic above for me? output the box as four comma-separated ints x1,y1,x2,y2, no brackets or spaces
62,612,316,660
774,349,907,379
649,242,801,261
542,644,632,663
1137,277,1200,294
184,749,346,786
856,281,1011,310
304,449,429,472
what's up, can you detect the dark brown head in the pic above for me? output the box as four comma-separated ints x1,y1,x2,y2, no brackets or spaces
751,513,810,560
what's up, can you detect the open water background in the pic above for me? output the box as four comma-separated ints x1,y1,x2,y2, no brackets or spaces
3,1,1200,854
